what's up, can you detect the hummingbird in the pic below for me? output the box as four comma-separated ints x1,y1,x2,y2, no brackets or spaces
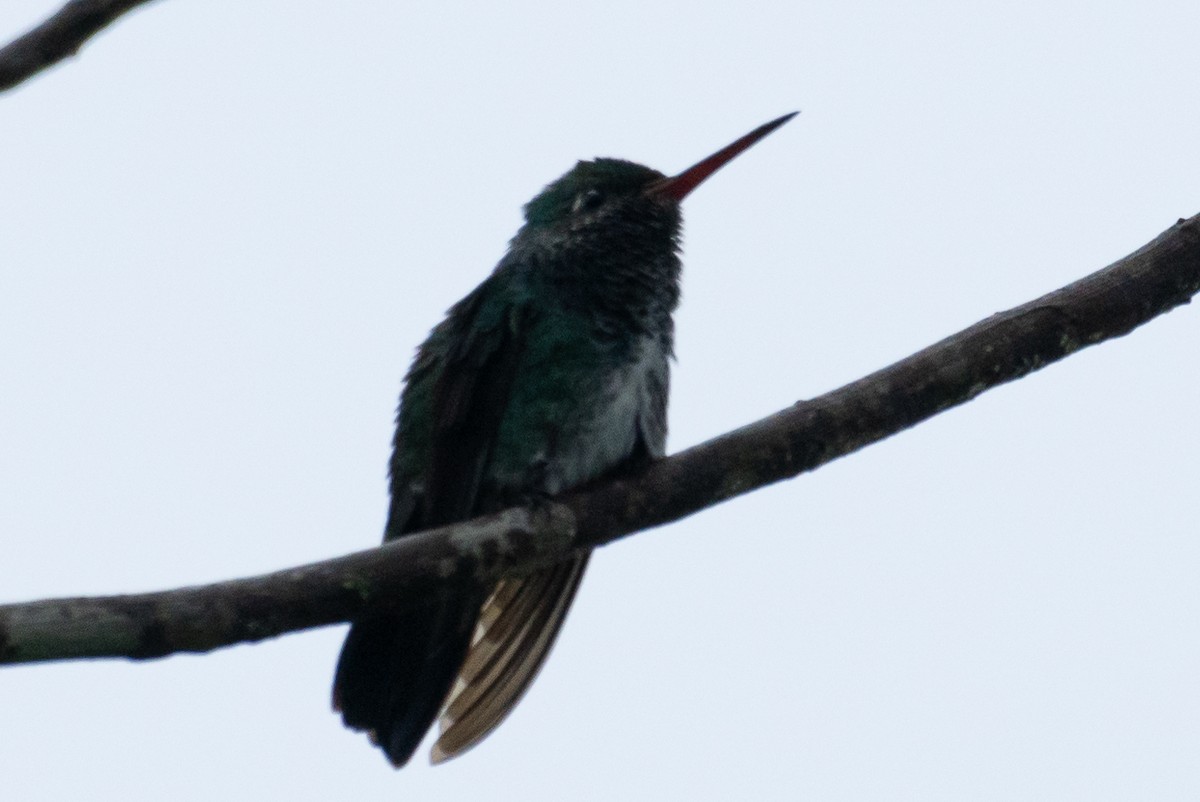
332,112,797,767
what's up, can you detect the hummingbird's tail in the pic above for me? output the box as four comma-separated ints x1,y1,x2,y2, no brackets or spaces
331,554,590,766
332,584,485,768
432,552,590,762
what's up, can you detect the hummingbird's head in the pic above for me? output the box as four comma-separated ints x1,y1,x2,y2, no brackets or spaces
503,113,798,323
514,112,798,259
519,159,681,255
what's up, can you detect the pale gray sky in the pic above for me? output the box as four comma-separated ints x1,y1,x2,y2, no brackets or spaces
3,1,1200,799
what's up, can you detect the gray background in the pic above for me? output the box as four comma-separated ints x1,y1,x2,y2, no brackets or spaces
2,1,1199,799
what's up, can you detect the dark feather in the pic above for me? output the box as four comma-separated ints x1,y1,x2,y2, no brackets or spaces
333,287,531,767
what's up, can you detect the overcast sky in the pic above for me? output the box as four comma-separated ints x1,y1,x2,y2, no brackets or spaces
3,1,1200,799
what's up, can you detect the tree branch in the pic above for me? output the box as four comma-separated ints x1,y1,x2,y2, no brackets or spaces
2,213,1198,667
0,0,158,93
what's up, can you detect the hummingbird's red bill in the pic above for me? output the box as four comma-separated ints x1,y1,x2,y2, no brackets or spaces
648,111,799,202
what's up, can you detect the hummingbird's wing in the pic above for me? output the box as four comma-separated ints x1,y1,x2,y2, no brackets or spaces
425,290,531,524
421,291,598,762
334,282,532,767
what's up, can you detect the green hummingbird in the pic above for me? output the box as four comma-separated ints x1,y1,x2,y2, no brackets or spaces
332,112,797,767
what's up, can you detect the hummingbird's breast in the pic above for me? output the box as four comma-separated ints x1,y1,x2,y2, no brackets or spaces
488,326,670,497
552,334,668,487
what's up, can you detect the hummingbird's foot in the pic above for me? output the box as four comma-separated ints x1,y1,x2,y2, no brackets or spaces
512,488,556,512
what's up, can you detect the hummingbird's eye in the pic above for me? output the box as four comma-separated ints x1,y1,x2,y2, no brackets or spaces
572,189,605,214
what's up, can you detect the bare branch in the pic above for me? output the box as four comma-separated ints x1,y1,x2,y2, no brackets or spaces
0,0,158,93
2,213,1197,667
